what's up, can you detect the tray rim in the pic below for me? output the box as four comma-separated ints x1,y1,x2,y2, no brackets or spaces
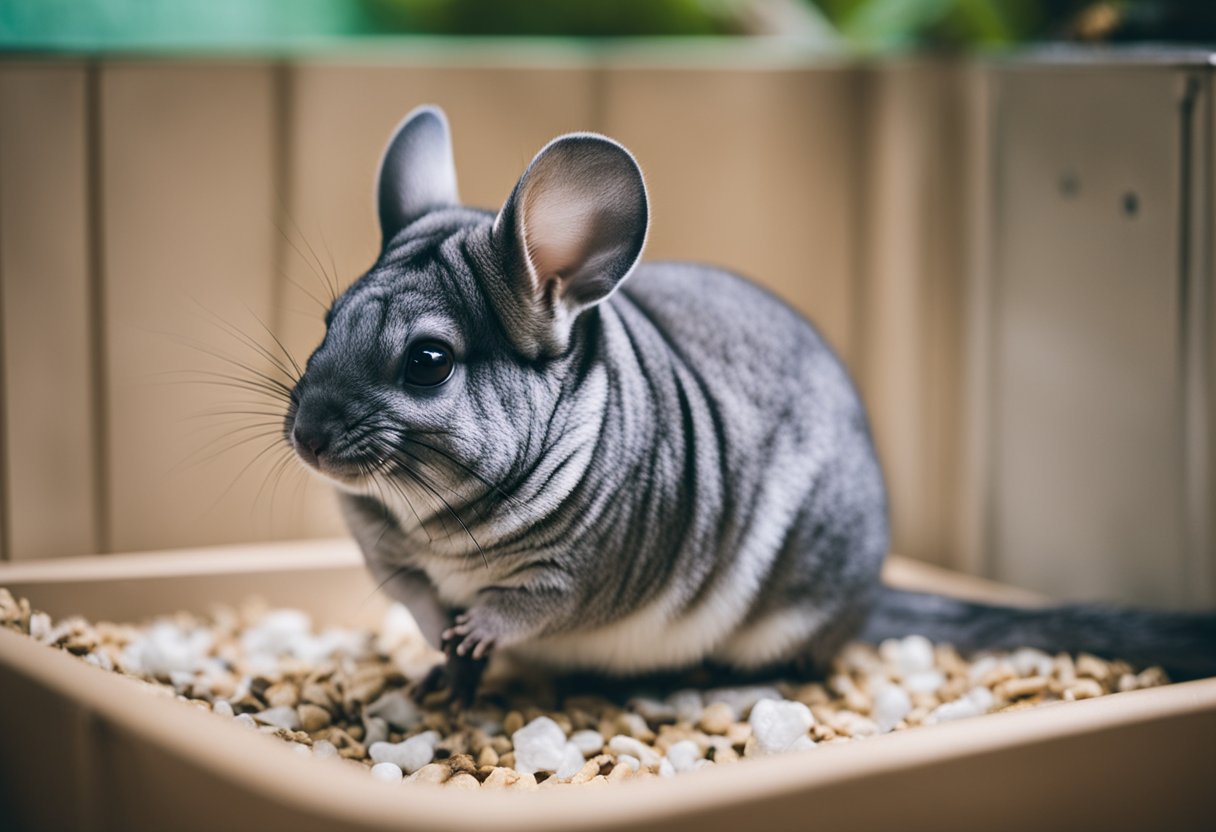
2,541,1212,831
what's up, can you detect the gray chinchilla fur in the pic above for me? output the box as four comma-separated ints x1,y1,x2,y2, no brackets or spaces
285,105,1215,700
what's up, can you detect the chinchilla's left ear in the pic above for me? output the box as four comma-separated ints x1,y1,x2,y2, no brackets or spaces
377,105,460,249
491,133,649,357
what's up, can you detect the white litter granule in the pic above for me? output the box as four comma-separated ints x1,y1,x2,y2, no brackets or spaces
253,706,300,731
83,651,114,672
967,655,1001,684
311,740,338,760
903,670,946,694
370,762,404,782
607,735,660,767
555,743,586,779
629,696,677,723
667,689,704,723
512,716,568,775
882,634,936,679
369,734,436,774
1011,647,1054,678
665,740,702,773
27,612,51,642
240,610,311,656
926,686,996,725
748,699,814,754
363,715,389,746
569,729,604,756
871,683,912,732
704,686,783,720
366,691,421,730
123,621,213,675
616,753,641,772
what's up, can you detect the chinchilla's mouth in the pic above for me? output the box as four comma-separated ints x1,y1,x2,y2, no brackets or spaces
288,435,377,488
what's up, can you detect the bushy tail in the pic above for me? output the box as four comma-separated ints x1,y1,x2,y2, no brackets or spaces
861,586,1216,680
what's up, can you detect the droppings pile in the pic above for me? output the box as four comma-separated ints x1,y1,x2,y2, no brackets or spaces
0,587,1169,788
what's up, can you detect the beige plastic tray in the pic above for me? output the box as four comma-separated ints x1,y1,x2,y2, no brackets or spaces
1,539,1213,832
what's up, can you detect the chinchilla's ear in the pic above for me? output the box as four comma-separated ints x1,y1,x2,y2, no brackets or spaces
377,105,459,249
491,133,649,356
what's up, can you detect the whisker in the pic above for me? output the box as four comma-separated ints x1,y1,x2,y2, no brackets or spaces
152,350,292,394
275,205,340,303
396,460,489,569
176,423,282,462
187,299,300,385
256,321,304,383
145,316,296,392
202,435,291,514
398,435,522,509
365,465,397,551
175,427,286,473
394,445,496,525
315,225,342,300
364,437,440,545
274,217,338,304
379,455,446,543
164,373,292,403
279,267,330,313
256,446,298,511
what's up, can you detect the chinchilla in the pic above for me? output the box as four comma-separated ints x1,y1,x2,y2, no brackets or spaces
285,105,1215,700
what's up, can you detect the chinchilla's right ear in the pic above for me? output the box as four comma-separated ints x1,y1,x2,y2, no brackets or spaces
489,133,649,358
376,105,460,250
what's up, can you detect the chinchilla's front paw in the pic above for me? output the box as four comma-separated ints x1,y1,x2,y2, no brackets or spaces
412,637,488,707
442,610,499,660
438,621,489,706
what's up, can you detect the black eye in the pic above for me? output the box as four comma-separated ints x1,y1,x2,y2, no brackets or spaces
402,340,454,387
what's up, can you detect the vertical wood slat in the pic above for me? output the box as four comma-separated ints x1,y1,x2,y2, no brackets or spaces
0,63,100,560
855,60,967,569
99,63,296,552
278,60,598,536
600,62,864,367
1199,72,1216,605
956,64,997,578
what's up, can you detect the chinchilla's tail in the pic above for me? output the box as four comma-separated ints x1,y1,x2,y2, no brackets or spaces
862,586,1216,680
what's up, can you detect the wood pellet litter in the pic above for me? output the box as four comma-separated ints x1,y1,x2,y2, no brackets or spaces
0,587,1170,788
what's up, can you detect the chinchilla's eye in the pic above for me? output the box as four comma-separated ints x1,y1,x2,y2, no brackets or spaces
402,340,454,387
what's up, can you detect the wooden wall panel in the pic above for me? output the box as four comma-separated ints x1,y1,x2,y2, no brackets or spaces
98,63,315,552
855,60,967,569
600,62,863,366
0,63,100,560
0,55,981,564
279,60,598,535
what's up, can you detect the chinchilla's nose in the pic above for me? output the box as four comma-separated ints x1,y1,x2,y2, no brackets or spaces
292,422,330,466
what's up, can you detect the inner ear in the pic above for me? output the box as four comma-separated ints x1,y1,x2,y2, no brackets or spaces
377,105,459,249
512,135,649,314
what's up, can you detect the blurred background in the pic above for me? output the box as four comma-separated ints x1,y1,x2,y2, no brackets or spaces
0,0,1212,609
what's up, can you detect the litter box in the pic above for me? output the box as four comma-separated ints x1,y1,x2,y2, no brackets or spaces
1,539,1213,832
